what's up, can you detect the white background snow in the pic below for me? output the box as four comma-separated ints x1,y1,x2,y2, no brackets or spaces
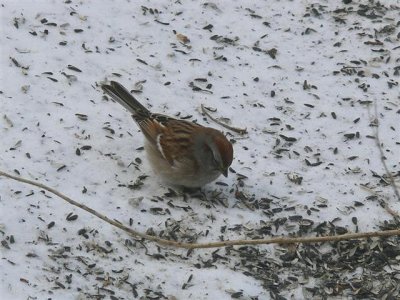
1,0,400,299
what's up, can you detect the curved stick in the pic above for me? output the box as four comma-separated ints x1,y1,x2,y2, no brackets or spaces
1,170,399,249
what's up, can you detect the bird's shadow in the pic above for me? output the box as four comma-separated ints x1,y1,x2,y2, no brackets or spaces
162,185,231,209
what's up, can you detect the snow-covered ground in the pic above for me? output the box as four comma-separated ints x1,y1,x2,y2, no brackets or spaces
1,0,400,299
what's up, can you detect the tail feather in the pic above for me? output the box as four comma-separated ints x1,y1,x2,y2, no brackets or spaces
101,81,150,119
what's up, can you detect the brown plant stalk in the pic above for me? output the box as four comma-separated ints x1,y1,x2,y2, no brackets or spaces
1,170,400,249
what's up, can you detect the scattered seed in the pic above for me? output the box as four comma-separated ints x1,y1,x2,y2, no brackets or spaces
66,213,78,221
67,65,82,72
136,58,148,65
47,221,55,229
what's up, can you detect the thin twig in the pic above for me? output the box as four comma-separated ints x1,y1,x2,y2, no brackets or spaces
201,104,247,134
1,170,400,249
373,103,400,202
359,184,400,218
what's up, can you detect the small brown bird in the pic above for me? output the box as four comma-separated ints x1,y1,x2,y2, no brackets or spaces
101,81,233,188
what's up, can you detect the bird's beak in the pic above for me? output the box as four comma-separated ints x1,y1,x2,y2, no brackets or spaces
221,167,228,177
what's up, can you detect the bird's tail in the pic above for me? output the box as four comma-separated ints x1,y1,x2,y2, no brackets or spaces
101,81,150,120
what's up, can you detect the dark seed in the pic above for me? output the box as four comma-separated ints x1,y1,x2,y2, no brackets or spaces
344,133,355,139
66,213,78,221
57,165,66,172
279,134,297,142
75,113,88,121
136,58,148,65
47,77,58,82
203,24,213,31
47,221,55,229
67,65,82,72
1,240,10,249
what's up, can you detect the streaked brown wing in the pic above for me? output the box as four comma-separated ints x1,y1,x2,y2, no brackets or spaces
140,117,200,167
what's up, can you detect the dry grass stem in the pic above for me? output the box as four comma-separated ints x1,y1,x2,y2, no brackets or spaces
201,104,247,134
2,170,400,249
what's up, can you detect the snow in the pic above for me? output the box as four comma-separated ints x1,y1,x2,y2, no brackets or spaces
1,0,400,299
